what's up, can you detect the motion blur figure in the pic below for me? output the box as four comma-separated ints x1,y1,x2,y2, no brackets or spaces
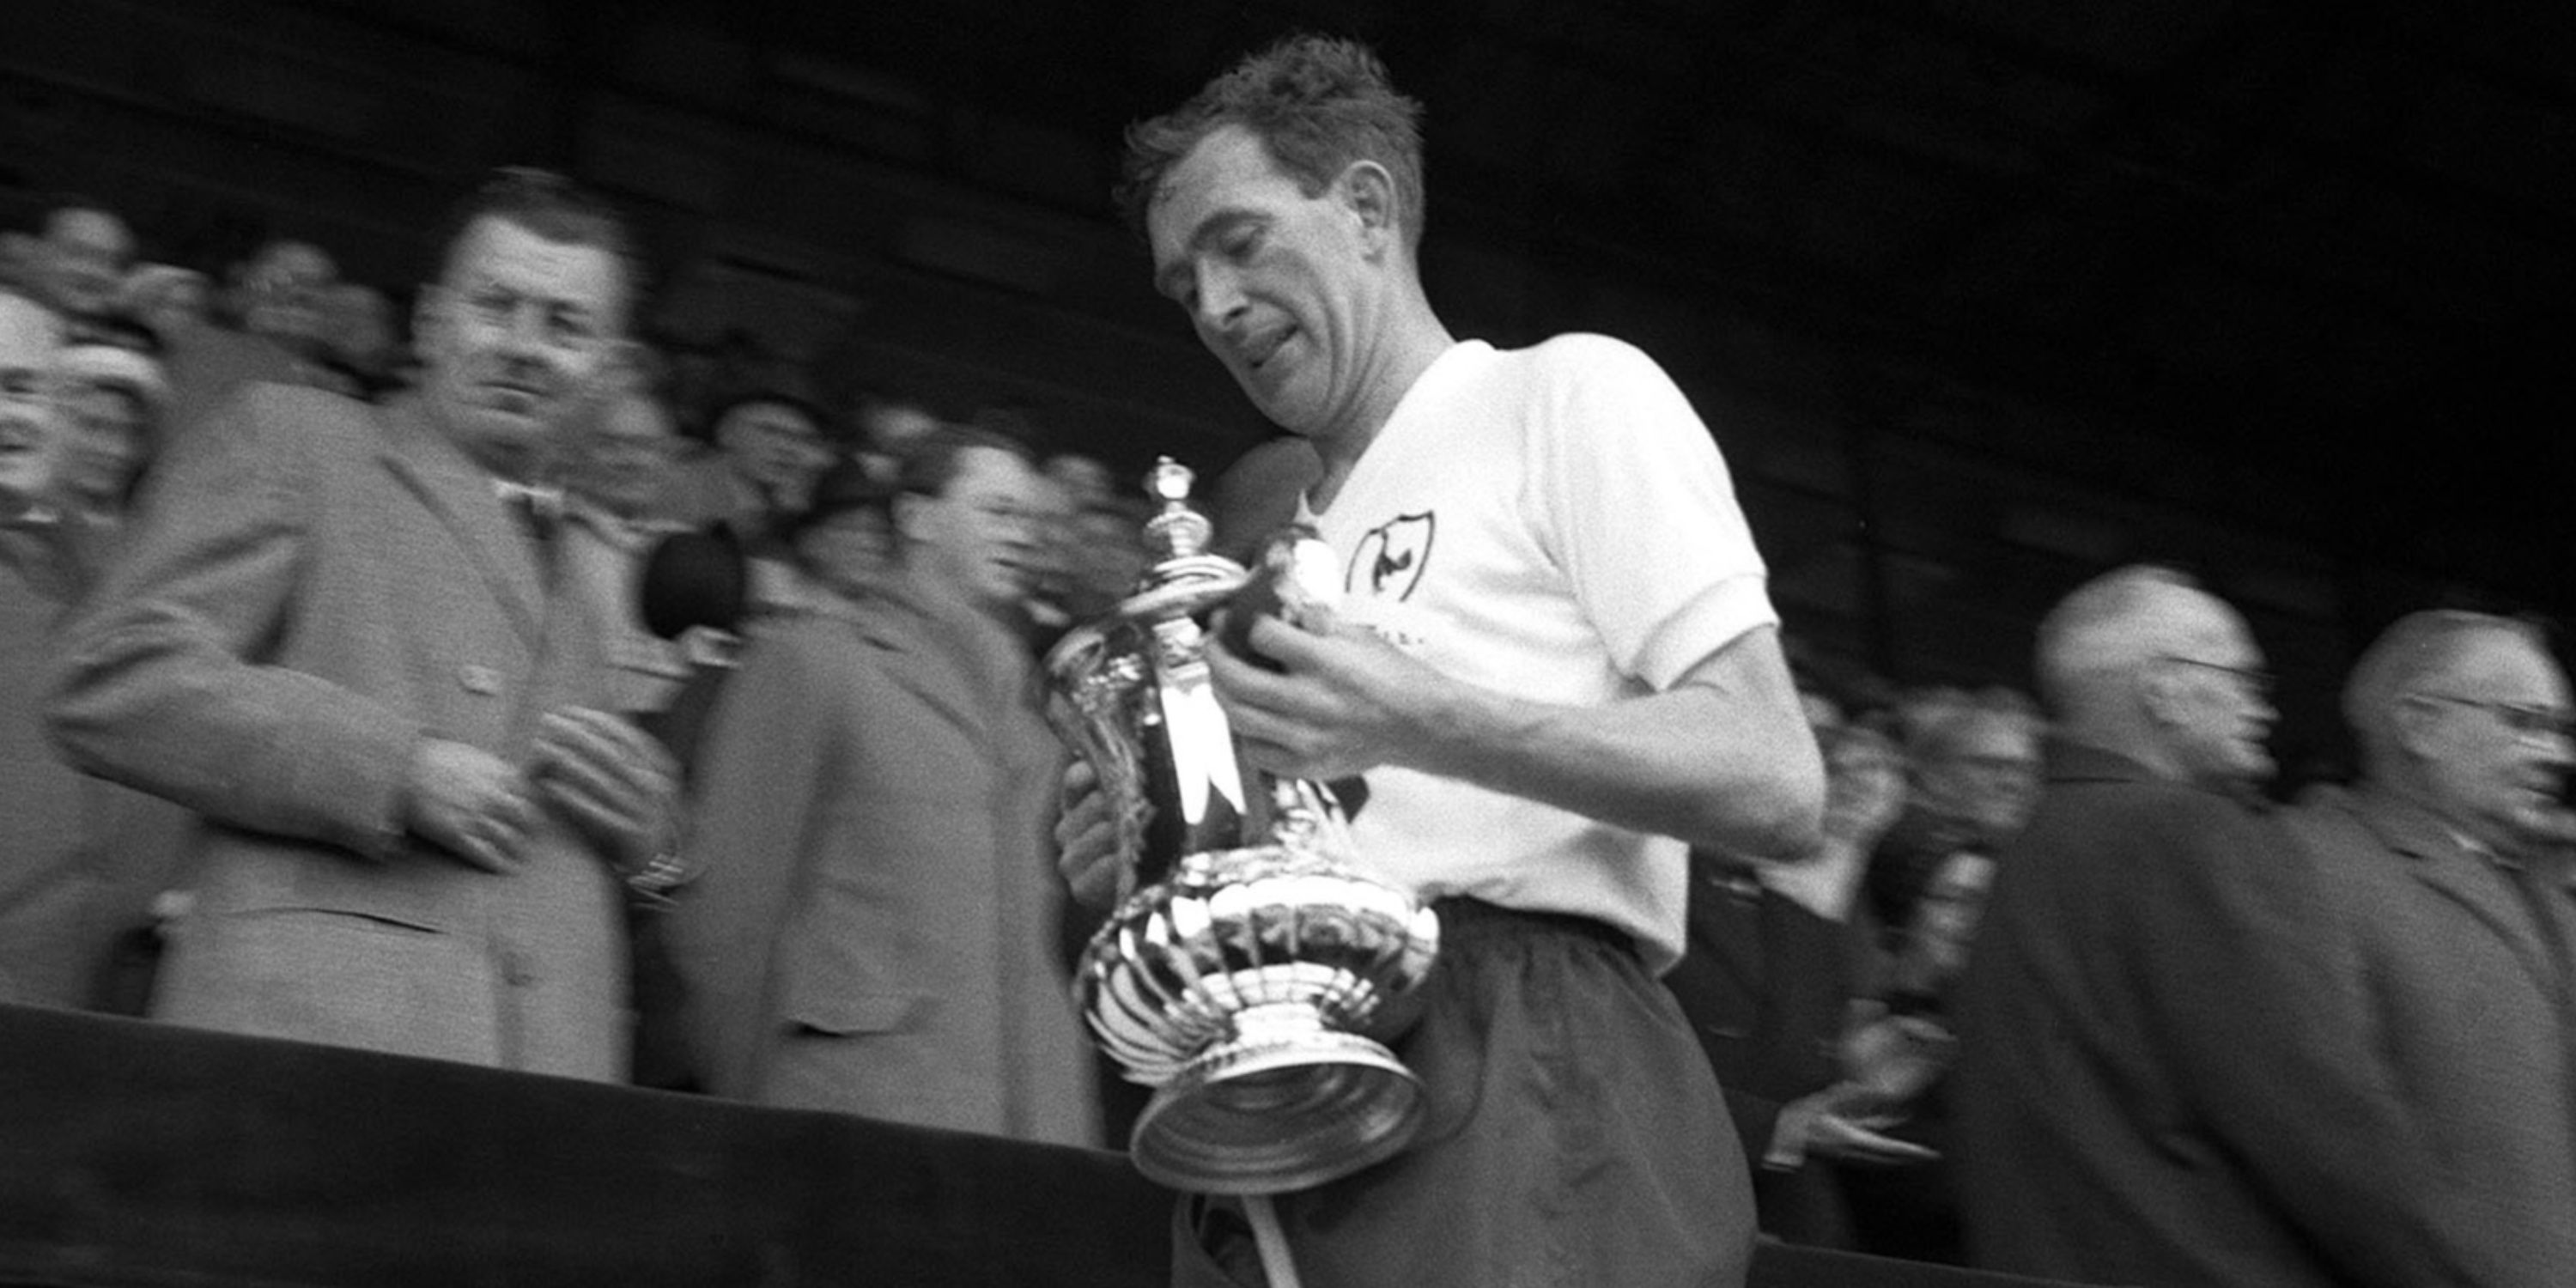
1953,566,2500,1287
666,423,1098,1144
0,290,111,1007
21,202,136,333
49,169,679,1079
2278,611,2576,1286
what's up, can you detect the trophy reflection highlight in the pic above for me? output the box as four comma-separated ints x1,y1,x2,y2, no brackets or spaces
1045,458,1441,1195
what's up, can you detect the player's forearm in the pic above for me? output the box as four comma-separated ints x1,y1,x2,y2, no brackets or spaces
1408,676,1823,858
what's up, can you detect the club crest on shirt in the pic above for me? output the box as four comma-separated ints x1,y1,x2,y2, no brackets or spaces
1348,512,1435,602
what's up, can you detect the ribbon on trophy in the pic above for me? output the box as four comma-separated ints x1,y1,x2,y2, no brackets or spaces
1150,615,1249,829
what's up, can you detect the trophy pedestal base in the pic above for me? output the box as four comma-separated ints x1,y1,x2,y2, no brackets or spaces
1129,1003,1424,1196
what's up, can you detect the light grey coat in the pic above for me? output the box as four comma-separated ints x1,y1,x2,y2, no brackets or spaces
50,386,630,1079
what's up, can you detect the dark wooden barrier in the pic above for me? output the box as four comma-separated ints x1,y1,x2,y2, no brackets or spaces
0,1005,2100,1287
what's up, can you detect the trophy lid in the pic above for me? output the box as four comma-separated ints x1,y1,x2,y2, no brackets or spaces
1109,457,1244,624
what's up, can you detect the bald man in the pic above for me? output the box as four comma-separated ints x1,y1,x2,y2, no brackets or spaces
2280,612,2576,1285
1952,565,2482,1288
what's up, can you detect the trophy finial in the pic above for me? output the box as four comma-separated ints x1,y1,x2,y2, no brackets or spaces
1142,456,1214,562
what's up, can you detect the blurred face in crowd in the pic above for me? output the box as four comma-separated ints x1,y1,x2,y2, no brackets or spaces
797,506,894,603
36,208,134,319
570,393,676,518
57,382,149,509
902,445,1042,615
1820,725,1910,847
715,399,833,506
1148,125,1384,440
414,216,626,482
860,399,941,458
236,240,340,348
1903,851,1998,985
2403,629,2575,853
1917,710,2044,840
130,267,214,340
323,283,398,371
1068,504,1151,617
0,298,67,510
2151,598,2278,789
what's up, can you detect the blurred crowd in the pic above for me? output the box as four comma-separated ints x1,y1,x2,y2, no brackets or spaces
7,176,2575,1288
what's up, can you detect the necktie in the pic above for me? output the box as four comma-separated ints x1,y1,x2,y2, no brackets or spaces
495,482,565,548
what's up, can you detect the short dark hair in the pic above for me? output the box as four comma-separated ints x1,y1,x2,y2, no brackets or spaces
1115,34,1426,251
896,422,1036,502
430,167,644,310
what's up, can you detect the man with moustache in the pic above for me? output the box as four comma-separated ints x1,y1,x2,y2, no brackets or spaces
2278,611,2576,1285
49,168,678,1080
666,423,1097,1145
1077,34,1823,1288
1953,566,2482,1286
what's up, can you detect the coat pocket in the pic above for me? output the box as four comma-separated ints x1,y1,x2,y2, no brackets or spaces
781,982,934,1036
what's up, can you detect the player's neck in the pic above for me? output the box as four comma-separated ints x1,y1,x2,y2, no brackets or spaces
1306,302,1454,514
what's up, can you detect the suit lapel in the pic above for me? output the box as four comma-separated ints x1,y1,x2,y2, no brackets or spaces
376,398,546,650
867,618,989,742
856,580,1003,742
2349,793,2558,988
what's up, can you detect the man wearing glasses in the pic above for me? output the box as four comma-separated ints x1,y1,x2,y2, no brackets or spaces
1952,565,2488,1287
2278,611,2576,1285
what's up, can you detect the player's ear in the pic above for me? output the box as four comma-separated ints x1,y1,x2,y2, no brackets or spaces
1335,161,1400,254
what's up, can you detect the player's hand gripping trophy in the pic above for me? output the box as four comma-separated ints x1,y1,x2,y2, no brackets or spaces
1046,458,1442,1200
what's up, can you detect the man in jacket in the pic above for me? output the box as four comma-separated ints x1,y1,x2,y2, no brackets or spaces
50,168,678,1080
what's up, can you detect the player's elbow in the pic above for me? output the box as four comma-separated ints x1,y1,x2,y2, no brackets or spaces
1700,751,1826,861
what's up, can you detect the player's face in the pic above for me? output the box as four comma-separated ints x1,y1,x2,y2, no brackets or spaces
416,216,626,480
1149,126,1376,442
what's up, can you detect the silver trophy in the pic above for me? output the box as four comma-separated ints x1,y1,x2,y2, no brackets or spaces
1046,458,1441,1195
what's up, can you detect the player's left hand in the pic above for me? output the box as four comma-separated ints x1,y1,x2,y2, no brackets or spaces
530,706,683,872
1207,611,1453,781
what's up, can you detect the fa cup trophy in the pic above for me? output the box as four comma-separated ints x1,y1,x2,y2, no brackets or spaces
1046,458,1441,1197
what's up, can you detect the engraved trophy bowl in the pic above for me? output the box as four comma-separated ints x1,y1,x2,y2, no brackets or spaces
1045,458,1441,1195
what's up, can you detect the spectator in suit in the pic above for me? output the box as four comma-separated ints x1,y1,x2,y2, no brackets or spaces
655,382,835,560
665,422,1097,1145
157,238,341,437
1862,690,2044,939
0,289,106,1007
2279,611,2576,1285
48,167,680,1080
1953,564,2482,1287
7,313,198,1015
1669,721,1931,1249
559,386,693,715
1840,688,2042,1265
